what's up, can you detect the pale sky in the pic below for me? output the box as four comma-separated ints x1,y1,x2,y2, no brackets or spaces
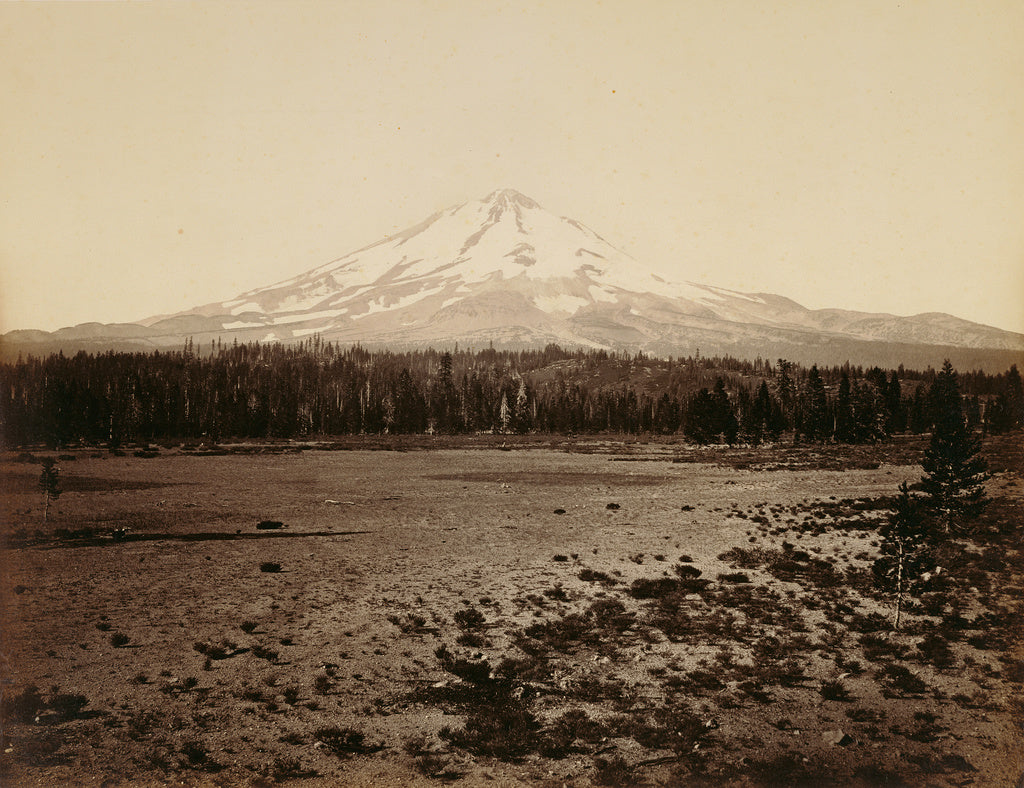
2,0,1023,334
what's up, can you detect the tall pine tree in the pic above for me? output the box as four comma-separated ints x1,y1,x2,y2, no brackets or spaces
919,361,989,535
800,365,830,442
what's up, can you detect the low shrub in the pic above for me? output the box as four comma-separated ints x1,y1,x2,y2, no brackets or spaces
628,577,680,599
456,631,486,647
543,584,569,601
682,669,725,692
252,644,279,662
916,633,956,669
3,684,45,723
579,568,617,585
819,679,853,701
193,641,232,660
453,607,486,630
879,663,928,695
48,691,89,721
313,674,333,695
314,727,381,757
543,709,610,756
592,755,633,786
440,698,542,760
179,739,211,768
267,756,317,781
388,612,428,633
860,633,909,662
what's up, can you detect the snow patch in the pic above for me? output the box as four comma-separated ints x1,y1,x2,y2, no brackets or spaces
223,321,265,330
701,285,765,304
353,287,439,319
269,309,346,325
274,283,338,312
330,285,373,305
230,302,262,315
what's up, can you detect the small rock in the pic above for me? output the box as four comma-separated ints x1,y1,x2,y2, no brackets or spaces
822,730,853,747
553,508,566,515
606,503,620,510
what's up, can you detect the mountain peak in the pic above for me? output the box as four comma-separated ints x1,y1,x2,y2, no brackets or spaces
484,188,539,210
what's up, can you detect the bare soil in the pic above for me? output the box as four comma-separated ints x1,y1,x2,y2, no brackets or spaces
1,436,1022,787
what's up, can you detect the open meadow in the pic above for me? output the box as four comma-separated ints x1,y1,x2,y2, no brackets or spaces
1,435,1022,787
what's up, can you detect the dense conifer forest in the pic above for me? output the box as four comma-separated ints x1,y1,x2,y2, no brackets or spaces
1,340,1021,447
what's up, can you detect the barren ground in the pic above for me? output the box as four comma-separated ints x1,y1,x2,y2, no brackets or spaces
1,435,1022,787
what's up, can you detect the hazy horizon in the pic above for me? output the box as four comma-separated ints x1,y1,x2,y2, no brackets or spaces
2,1,1022,335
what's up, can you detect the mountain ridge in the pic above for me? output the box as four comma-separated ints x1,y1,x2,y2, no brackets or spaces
3,188,1023,371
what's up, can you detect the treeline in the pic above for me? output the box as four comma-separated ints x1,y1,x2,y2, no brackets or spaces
1,340,1021,447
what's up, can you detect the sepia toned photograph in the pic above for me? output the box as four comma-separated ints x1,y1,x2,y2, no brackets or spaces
1,1,1022,786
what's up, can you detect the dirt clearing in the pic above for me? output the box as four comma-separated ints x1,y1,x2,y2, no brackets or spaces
2,439,1021,786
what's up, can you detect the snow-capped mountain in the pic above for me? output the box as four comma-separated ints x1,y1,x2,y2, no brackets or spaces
170,188,755,346
4,188,1023,370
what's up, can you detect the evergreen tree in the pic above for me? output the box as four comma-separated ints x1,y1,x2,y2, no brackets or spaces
683,389,717,445
800,365,830,442
851,380,888,443
736,387,760,444
985,364,1023,434
873,482,933,630
652,392,680,434
1006,364,1024,428
919,361,989,535
885,370,906,433
762,384,787,441
513,377,530,433
711,378,738,444
498,392,511,433
39,458,62,523
775,359,795,428
434,351,457,433
835,371,854,442
908,384,929,433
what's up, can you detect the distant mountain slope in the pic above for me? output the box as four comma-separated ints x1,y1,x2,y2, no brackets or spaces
3,188,1023,371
